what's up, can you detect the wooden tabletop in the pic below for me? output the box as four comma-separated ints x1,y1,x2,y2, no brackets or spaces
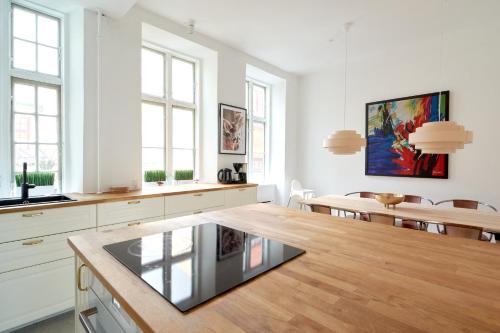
303,195,500,233
0,183,257,215
68,204,500,333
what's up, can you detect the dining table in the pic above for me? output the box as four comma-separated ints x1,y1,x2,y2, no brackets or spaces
302,194,500,233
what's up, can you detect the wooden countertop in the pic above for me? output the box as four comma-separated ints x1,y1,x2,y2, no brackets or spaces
303,195,500,233
0,183,257,215
68,204,500,333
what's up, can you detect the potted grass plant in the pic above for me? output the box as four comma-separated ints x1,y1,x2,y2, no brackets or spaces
144,170,167,186
15,172,56,196
174,169,194,185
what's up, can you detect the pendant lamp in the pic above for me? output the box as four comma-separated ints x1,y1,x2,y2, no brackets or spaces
408,0,473,154
323,22,366,155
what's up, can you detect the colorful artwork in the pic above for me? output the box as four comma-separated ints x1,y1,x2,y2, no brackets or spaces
365,91,449,178
219,103,247,155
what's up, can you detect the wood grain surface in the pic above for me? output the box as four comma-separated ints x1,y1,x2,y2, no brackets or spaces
69,204,500,333
0,183,257,215
303,195,500,233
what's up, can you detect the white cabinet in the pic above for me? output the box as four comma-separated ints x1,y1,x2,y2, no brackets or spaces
97,216,165,232
0,258,74,332
97,197,164,227
0,230,83,274
164,191,225,215
0,205,96,244
224,187,257,208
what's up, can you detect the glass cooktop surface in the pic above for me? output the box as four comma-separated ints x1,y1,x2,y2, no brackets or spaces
103,223,305,312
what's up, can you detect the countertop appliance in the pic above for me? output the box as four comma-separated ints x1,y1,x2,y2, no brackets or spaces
103,223,305,312
217,168,232,184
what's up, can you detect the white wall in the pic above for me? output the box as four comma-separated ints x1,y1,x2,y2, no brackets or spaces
76,5,299,197
297,4,500,208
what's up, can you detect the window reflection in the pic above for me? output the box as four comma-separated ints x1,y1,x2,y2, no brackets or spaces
141,267,164,294
141,233,164,265
171,258,193,303
171,227,193,256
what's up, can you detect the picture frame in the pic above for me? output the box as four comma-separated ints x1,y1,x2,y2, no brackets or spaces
365,91,449,179
219,103,247,155
217,225,245,261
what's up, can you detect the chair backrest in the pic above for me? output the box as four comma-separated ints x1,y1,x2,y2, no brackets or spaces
346,191,375,199
404,195,422,204
443,224,482,240
290,179,303,192
310,204,331,215
435,199,497,212
453,199,479,209
368,213,395,226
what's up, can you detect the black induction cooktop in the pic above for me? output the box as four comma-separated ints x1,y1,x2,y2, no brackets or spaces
103,223,305,312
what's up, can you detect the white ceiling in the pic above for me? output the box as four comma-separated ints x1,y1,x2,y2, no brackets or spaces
34,0,499,74
136,0,498,74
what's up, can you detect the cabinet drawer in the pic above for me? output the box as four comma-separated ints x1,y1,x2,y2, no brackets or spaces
164,191,224,215
165,206,223,220
97,216,165,232
0,230,85,274
0,205,97,244
97,197,164,227
89,271,140,333
225,187,257,208
0,258,74,333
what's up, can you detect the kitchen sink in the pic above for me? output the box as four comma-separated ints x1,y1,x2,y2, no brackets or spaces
0,195,76,208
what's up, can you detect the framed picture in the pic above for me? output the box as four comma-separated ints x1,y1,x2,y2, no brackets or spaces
217,225,245,261
219,103,247,155
365,91,449,179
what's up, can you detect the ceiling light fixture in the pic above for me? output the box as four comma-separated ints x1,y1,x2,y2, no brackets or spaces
323,22,366,155
187,19,195,34
408,0,472,154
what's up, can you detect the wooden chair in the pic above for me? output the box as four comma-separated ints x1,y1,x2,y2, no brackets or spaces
345,192,375,220
309,204,332,215
345,191,376,199
442,224,483,240
401,195,434,230
365,212,396,226
434,199,497,240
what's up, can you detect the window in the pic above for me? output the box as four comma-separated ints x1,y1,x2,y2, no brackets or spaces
141,47,197,180
246,80,269,183
10,5,62,190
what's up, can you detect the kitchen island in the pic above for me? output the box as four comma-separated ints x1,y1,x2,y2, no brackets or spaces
68,204,500,333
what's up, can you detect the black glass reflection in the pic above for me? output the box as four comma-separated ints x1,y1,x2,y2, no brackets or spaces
103,223,305,312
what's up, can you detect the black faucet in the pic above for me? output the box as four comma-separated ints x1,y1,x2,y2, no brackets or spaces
21,162,36,202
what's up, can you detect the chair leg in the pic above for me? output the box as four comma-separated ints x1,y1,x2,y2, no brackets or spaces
286,196,292,208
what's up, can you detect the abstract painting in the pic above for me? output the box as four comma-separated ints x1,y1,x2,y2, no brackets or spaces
219,103,247,155
365,91,449,178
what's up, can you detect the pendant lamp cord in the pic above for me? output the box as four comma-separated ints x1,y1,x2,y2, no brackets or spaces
343,25,349,130
437,0,446,122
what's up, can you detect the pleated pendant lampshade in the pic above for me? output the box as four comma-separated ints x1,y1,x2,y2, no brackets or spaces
409,121,473,154
323,22,366,156
323,130,366,155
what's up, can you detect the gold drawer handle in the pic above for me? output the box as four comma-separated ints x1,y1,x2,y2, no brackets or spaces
127,200,141,205
238,189,246,192
193,210,203,214
22,239,44,246
193,193,203,197
22,212,44,217
77,264,88,292
128,222,142,227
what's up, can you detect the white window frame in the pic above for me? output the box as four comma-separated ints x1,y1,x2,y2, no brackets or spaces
246,78,271,184
141,43,199,181
8,1,64,191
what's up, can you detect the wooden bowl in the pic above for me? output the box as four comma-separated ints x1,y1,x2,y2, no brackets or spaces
375,193,405,209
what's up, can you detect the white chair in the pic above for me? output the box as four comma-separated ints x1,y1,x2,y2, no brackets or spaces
287,180,315,210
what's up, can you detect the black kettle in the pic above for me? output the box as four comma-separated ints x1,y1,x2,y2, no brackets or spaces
217,168,232,184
